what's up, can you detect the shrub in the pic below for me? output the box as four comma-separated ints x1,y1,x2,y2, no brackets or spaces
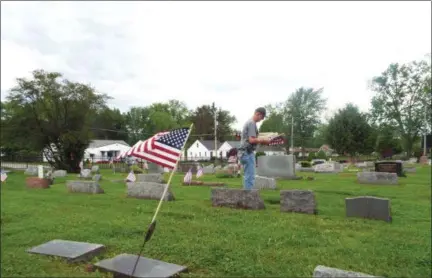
307,152,315,161
300,161,312,168
131,164,144,174
316,150,327,160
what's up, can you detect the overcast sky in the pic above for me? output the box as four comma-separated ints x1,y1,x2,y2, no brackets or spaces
1,1,431,129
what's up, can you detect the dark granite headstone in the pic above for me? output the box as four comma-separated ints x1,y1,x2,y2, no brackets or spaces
280,190,317,214
374,161,403,177
211,188,265,210
27,239,105,263
93,253,187,278
345,196,391,222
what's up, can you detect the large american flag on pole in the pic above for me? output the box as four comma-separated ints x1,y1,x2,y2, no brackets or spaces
131,128,190,169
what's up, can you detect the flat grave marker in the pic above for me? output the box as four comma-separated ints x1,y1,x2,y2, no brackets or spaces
27,239,105,263
93,253,187,278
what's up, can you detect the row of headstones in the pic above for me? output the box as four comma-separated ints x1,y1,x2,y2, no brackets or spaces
26,239,380,277
211,188,392,222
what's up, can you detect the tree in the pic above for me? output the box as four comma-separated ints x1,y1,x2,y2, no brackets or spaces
374,124,403,158
282,87,327,154
3,70,109,172
91,107,128,141
370,56,432,156
309,123,329,148
189,103,236,142
259,104,285,134
326,103,373,157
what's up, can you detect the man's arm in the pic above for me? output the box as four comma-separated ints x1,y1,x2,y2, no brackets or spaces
246,122,269,145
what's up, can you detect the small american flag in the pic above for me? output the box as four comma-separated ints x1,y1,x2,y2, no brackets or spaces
79,161,84,169
269,135,285,146
1,171,7,183
131,127,190,169
184,168,192,184
196,165,203,178
126,171,136,182
143,161,149,170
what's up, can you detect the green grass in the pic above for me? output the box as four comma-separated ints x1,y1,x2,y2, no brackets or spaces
1,167,431,277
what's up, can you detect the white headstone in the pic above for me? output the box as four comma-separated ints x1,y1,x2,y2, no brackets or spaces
38,165,44,179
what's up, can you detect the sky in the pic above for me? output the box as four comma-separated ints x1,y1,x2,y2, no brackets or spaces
1,1,431,130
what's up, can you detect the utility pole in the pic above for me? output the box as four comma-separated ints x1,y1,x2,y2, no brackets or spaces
290,115,294,154
214,107,218,158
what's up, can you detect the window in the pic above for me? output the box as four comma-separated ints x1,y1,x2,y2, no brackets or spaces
204,152,207,157
190,152,193,157
197,143,199,148
199,152,201,157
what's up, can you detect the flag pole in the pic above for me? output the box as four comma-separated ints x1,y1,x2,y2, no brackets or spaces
130,123,194,278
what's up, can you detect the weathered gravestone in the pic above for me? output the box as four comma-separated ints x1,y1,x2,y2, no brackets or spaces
280,190,317,214
136,173,164,183
214,165,222,171
404,167,416,173
92,174,102,182
313,265,379,277
24,165,38,176
357,172,398,185
345,196,391,222
93,253,187,278
66,181,104,194
211,188,265,210
126,182,174,201
374,161,403,177
147,162,164,173
79,169,93,179
253,175,276,190
202,164,215,174
26,177,51,189
53,170,67,178
314,162,343,173
256,155,298,179
27,239,105,263
91,165,100,174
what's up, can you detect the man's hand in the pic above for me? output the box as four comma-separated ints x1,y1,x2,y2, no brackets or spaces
259,138,270,145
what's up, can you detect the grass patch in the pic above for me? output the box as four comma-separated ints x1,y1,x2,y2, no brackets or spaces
1,167,431,277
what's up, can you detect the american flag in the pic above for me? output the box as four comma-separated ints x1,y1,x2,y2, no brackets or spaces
196,165,203,178
269,135,285,146
1,171,7,182
184,168,192,183
131,128,190,169
126,170,136,182
143,161,148,170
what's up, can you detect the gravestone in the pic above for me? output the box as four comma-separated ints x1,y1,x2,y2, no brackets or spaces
314,162,342,173
27,239,105,263
299,167,315,172
280,190,317,214
92,174,102,182
214,165,222,171
374,161,403,177
53,170,67,178
256,155,297,179
183,181,225,186
404,167,416,173
345,196,391,222
66,181,104,194
211,188,265,210
91,165,100,174
25,165,38,176
355,162,368,168
147,162,165,173
79,169,93,179
37,165,44,178
313,265,378,277
93,253,187,278
26,177,51,189
136,173,164,183
202,164,215,174
253,175,276,190
357,172,398,185
126,182,174,201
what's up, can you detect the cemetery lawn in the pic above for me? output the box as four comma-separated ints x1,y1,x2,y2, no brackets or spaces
1,167,431,278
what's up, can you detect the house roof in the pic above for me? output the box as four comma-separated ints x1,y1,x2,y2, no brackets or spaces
88,140,130,149
257,145,286,152
199,140,221,151
224,141,242,148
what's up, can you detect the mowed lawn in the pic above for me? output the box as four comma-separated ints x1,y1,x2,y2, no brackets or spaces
1,167,431,277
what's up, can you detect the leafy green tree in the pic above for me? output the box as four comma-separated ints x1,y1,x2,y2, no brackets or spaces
3,69,109,172
259,104,285,134
91,107,128,141
326,103,373,157
282,87,327,154
370,56,432,156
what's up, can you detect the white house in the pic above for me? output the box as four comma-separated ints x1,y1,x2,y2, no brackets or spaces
186,140,221,160
43,140,131,162
218,141,242,158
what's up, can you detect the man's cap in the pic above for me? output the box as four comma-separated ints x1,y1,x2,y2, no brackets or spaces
255,107,266,118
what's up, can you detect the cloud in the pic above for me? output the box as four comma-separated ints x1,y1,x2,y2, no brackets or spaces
1,1,431,129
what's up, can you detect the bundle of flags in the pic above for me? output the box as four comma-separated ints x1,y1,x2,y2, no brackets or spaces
183,165,204,184
268,135,285,146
